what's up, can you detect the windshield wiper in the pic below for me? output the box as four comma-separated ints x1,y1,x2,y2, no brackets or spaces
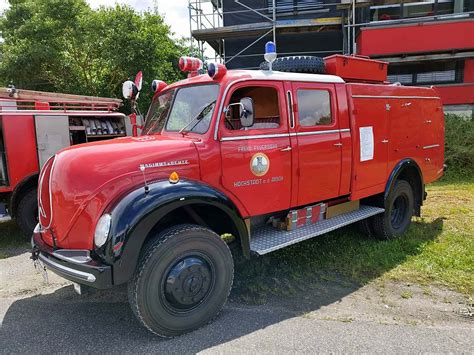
178,101,216,135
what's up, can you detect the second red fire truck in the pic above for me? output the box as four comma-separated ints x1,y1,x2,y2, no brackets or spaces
31,46,444,337
0,88,130,236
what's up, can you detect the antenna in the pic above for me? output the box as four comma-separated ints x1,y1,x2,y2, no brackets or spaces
139,165,150,194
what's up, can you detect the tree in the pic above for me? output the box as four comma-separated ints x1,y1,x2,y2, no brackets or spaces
0,0,190,110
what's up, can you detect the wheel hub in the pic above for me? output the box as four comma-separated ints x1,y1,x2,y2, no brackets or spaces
391,194,408,229
164,256,212,310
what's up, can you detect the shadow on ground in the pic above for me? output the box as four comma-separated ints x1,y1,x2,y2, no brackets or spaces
0,218,444,353
0,220,29,258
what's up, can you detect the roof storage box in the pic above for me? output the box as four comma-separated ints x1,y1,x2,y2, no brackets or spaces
324,55,388,83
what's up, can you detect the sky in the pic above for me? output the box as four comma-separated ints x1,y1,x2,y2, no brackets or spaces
0,0,191,39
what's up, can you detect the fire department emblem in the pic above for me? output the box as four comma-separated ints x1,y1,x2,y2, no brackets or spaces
250,153,270,177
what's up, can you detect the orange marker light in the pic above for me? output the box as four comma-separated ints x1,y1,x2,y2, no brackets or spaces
169,172,180,184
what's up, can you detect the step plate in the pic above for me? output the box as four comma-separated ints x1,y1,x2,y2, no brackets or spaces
250,205,384,255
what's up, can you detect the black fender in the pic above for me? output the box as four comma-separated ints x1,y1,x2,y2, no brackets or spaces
101,179,249,285
10,173,39,216
384,159,424,216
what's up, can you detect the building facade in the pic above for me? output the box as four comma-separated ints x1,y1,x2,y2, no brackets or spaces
356,1,474,117
190,0,474,117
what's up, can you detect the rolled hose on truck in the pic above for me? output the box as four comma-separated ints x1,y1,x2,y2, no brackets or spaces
259,56,326,74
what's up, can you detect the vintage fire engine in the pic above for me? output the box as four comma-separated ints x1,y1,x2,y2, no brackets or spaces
31,44,444,337
0,88,131,236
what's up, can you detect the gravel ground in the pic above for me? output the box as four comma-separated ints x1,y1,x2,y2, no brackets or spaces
0,250,473,354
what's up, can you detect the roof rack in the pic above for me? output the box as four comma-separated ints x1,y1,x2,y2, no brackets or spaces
0,87,122,112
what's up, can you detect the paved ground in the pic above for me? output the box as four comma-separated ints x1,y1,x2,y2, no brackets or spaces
1,251,473,354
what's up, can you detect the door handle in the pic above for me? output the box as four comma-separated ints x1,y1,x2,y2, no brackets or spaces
381,139,389,144
333,143,343,147
281,146,292,152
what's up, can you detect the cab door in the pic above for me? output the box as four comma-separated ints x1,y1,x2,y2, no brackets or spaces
219,81,292,217
291,82,342,206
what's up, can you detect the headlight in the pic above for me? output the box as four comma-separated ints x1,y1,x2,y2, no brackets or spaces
94,214,111,248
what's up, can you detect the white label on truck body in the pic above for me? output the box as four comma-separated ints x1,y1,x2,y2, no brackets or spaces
359,126,374,162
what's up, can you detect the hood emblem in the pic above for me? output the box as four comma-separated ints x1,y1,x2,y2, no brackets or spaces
139,160,189,170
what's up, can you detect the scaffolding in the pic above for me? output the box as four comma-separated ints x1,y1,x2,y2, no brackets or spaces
189,1,469,68
189,0,346,67
189,0,225,62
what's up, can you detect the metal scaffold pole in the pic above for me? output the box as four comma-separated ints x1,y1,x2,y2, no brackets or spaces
272,0,276,45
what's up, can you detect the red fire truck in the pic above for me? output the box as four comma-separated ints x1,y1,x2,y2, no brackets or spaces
31,49,444,337
0,87,130,236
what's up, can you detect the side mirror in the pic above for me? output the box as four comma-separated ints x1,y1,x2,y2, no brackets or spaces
122,80,138,100
239,97,254,128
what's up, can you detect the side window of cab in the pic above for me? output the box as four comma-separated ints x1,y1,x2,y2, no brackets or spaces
222,85,283,132
296,89,333,127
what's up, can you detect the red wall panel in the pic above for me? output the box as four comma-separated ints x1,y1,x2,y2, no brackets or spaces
464,59,474,83
435,84,474,105
357,20,474,57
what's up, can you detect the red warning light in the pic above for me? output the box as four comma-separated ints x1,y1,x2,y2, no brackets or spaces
207,62,227,80
179,56,203,73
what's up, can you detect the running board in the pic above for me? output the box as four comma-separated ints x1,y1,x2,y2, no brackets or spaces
250,205,384,255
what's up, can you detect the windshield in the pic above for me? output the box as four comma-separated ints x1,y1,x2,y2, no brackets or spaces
143,84,219,135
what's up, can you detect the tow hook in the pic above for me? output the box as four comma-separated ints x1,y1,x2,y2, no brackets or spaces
31,246,39,261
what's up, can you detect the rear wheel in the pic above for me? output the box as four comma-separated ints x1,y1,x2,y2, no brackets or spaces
371,180,414,240
357,217,374,238
128,224,234,337
16,188,38,238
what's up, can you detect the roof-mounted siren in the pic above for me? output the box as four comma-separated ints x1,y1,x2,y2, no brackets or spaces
264,41,277,72
151,80,167,94
179,56,203,78
207,62,227,80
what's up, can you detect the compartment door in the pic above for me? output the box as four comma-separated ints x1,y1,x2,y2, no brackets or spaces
35,115,70,167
351,98,389,194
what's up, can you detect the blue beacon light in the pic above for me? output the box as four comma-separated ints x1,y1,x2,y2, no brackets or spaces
264,41,277,71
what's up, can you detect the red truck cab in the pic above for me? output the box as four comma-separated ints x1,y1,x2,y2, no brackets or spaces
32,54,444,337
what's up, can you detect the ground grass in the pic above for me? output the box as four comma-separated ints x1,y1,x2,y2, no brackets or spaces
232,182,474,302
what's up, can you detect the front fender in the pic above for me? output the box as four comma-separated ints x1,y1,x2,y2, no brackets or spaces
100,179,247,285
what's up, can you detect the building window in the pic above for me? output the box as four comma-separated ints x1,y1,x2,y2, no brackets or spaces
267,0,325,14
297,90,332,127
371,0,455,22
387,60,463,85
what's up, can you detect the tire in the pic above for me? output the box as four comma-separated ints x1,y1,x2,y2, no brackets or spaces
16,188,38,238
357,217,374,238
371,180,414,240
259,56,326,74
128,224,234,337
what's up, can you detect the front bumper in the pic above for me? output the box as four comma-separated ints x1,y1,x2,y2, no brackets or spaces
32,228,113,289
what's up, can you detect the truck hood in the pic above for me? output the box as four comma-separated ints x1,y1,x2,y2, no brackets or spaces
39,134,200,247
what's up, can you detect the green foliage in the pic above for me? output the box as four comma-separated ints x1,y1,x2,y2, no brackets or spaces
443,114,474,181
0,0,190,111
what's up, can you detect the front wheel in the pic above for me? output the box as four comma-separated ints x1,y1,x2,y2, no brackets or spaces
371,180,414,240
128,224,234,337
16,188,38,238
